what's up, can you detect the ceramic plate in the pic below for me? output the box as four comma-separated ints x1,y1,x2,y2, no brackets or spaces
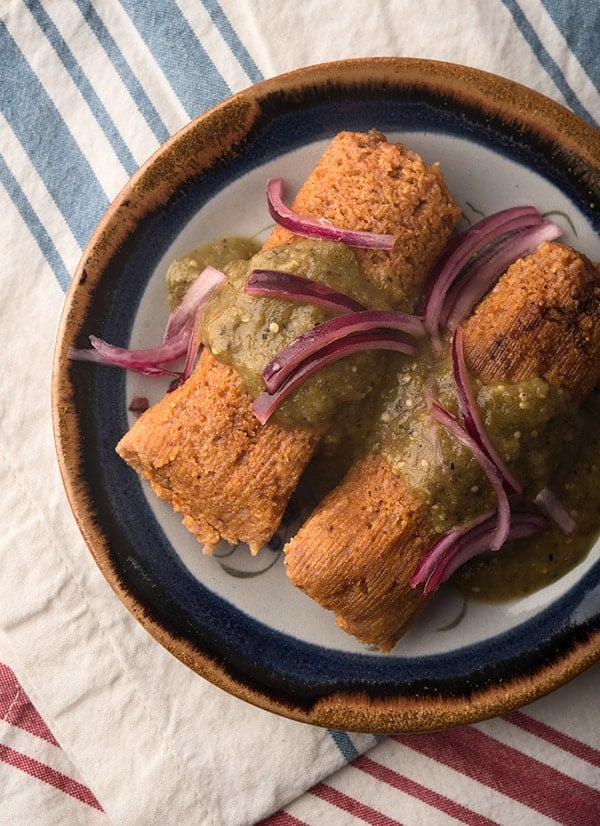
52,58,600,733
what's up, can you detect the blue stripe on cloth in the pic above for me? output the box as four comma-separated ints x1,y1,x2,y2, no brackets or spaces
0,155,71,292
328,730,360,762
540,0,600,99
118,0,231,119
500,0,598,127
200,0,263,85
72,0,171,145
0,22,109,255
24,0,138,176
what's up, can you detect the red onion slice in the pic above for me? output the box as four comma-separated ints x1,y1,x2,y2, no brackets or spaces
69,332,188,376
410,510,495,589
411,511,548,594
244,269,367,314
252,331,417,424
451,327,522,495
420,206,545,339
266,178,396,250
430,402,511,550
444,221,563,330
69,265,225,380
535,487,577,535
162,266,225,341
128,396,149,413
262,310,425,393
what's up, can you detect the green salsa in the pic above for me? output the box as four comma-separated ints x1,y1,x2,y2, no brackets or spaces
168,236,600,602
370,344,600,600
454,398,600,600
200,239,395,431
165,236,261,310
372,349,581,532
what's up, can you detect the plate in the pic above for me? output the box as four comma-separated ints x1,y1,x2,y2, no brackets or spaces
52,58,600,733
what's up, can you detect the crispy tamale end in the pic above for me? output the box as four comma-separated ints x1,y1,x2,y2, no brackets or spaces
117,348,319,554
265,129,461,307
285,453,437,652
462,242,600,403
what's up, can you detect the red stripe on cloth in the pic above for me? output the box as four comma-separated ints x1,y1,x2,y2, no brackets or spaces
256,811,309,826
0,663,58,745
393,727,600,825
0,744,103,811
504,710,600,768
355,754,499,826
311,782,404,826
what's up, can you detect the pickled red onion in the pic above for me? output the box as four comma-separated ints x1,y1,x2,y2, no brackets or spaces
266,178,396,250
69,265,225,380
410,511,548,594
534,487,577,535
451,327,522,495
429,402,511,551
245,269,367,314
443,220,562,330
252,330,417,424
420,206,546,341
262,310,425,393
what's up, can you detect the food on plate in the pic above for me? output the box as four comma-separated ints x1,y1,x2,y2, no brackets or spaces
70,127,600,653
115,130,461,552
285,241,600,651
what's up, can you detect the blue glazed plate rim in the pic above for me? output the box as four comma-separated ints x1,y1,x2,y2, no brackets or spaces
52,59,600,732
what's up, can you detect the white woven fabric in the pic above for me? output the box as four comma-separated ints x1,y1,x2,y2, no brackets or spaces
1,2,599,824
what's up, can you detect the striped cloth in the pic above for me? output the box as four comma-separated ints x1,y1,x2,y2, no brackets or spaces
3,659,600,823
1,2,599,824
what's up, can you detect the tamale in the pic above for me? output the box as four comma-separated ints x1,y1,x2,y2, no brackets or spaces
284,242,600,651
117,130,460,552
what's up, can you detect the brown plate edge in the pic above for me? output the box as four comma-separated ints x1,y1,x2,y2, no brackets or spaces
51,57,600,733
